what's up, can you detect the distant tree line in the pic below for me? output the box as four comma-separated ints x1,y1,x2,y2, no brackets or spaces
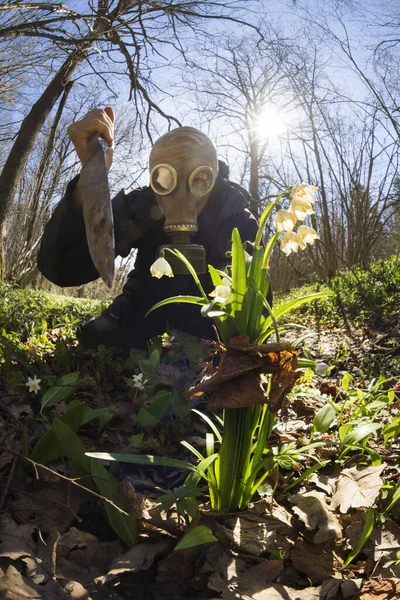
0,0,399,296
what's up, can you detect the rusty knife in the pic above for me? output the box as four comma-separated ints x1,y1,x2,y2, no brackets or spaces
79,134,115,288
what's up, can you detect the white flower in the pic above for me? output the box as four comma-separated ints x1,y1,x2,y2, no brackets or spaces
209,284,231,305
289,198,314,220
289,182,318,220
297,225,320,245
290,183,318,205
274,208,297,232
132,373,146,389
150,257,174,279
26,375,41,394
280,231,306,256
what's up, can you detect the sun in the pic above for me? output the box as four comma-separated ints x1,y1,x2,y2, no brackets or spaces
253,105,287,140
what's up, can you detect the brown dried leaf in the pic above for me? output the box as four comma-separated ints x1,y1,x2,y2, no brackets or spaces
96,539,169,585
291,538,342,582
290,491,342,543
189,337,298,411
331,465,385,513
10,488,82,533
208,373,266,410
356,576,400,600
0,514,35,560
372,520,400,579
217,501,296,558
208,569,332,600
57,527,122,586
0,565,70,599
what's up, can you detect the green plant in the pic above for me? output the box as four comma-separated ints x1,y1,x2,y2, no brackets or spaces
30,402,137,546
89,184,332,513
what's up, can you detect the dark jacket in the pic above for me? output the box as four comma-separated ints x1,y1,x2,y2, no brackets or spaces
37,174,259,347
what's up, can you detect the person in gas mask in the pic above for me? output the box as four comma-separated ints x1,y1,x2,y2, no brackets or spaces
38,107,268,355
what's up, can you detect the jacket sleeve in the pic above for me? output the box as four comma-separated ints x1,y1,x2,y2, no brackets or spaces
37,176,161,287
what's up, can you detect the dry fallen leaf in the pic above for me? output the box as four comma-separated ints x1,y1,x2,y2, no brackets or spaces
331,464,385,513
208,569,337,600
189,335,298,411
96,539,170,585
56,527,122,587
290,491,342,543
217,500,296,558
0,565,70,599
0,513,35,560
372,520,400,579
10,487,82,534
291,538,342,583
356,576,400,600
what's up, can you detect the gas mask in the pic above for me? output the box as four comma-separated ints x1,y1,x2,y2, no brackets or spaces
149,127,218,274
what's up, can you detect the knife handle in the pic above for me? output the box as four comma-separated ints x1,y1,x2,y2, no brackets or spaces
86,133,108,160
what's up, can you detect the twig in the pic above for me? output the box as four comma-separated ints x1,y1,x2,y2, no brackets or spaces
0,447,130,516
0,455,19,511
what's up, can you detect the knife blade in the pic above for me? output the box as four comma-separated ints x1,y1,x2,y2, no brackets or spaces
79,134,115,288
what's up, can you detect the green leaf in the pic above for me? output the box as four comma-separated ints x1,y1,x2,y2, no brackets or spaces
137,391,172,426
385,480,400,513
257,292,333,342
230,228,248,333
31,402,86,464
174,525,217,550
383,416,400,445
146,296,207,317
90,459,138,547
81,408,115,436
297,358,317,369
342,508,375,569
313,403,336,434
341,423,383,446
191,408,222,443
40,371,80,414
139,348,160,376
52,418,90,475
341,372,353,392
86,452,200,473
255,198,280,248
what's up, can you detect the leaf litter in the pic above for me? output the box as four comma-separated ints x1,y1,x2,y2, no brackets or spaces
0,329,399,599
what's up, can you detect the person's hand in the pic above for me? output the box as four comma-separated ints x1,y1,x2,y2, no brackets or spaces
67,106,115,169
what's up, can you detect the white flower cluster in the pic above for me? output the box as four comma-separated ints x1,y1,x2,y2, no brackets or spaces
274,183,320,256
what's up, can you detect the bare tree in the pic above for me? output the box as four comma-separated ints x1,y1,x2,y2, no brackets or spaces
180,29,297,213
0,0,260,275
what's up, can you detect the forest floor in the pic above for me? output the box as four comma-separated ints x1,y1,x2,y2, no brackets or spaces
0,280,399,600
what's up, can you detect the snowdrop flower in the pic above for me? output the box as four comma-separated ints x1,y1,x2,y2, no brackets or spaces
26,375,41,394
297,225,320,245
274,208,297,232
289,182,318,220
209,284,231,305
132,373,146,389
290,183,318,205
150,257,174,279
280,231,306,256
289,197,314,220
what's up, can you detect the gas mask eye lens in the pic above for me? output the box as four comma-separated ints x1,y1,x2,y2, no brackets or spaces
189,166,215,197
150,164,177,195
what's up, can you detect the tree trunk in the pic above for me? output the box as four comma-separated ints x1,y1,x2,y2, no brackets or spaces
248,135,260,215
25,81,73,247
0,43,90,232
